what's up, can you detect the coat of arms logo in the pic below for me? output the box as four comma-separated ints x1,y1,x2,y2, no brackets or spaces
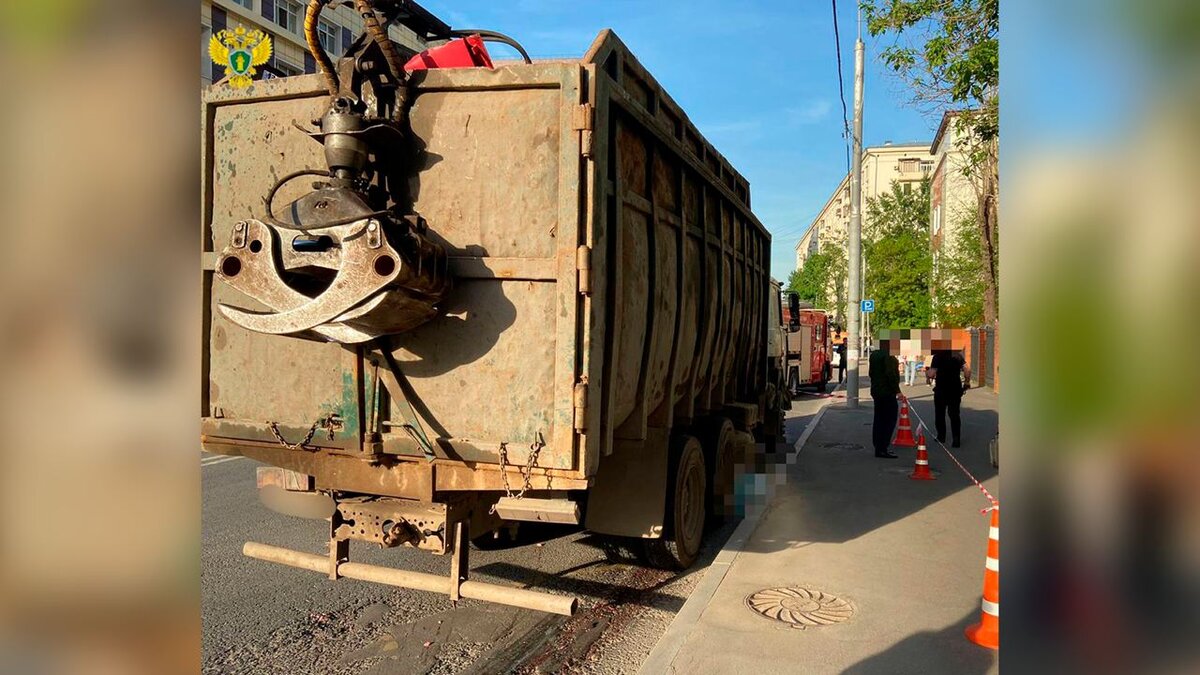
209,26,273,89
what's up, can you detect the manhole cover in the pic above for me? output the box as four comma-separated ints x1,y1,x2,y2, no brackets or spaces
745,587,854,627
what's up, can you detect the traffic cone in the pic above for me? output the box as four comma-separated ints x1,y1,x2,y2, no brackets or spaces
909,433,935,480
894,396,916,447
966,507,1000,650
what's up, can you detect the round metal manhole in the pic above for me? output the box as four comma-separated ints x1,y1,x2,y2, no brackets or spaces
746,587,854,627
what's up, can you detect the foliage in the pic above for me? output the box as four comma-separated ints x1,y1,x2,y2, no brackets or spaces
933,210,985,326
822,234,848,326
862,0,1000,326
864,179,932,329
861,0,998,144
788,251,835,309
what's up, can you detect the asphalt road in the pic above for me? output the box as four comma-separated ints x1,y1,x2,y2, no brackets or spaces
201,393,829,674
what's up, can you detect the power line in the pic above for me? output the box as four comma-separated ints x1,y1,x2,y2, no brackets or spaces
831,0,851,173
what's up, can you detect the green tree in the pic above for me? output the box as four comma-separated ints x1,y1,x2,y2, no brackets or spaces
788,252,834,308
933,208,996,327
864,179,932,329
862,0,999,326
820,230,849,327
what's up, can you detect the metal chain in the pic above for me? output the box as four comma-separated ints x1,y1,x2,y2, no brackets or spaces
489,433,546,515
267,415,337,451
519,432,546,497
496,442,513,499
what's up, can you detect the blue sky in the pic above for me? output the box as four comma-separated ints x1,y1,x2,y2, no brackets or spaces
420,0,938,279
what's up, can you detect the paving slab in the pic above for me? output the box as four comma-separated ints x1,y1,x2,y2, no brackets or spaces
642,382,1000,675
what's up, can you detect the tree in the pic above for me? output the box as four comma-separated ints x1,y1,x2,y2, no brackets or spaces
933,209,986,326
864,179,933,329
788,252,834,308
862,0,999,326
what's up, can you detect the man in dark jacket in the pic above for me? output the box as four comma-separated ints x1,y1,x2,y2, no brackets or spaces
927,349,972,447
868,342,901,458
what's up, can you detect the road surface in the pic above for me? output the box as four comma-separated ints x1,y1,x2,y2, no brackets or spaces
201,393,830,674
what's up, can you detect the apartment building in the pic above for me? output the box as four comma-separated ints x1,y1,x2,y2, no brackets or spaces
201,0,430,87
929,111,978,266
794,142,935,271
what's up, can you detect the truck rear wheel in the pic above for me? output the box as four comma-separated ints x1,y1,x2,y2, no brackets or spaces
701,418,737,524
643,436,706,570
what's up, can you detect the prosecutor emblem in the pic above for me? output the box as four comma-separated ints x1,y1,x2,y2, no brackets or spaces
209,26,273,89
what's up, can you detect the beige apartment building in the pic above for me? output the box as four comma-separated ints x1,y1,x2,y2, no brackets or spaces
929,111,978,274
795,142,935,271
201,0,430,87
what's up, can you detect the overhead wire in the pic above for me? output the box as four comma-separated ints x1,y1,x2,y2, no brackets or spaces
831,0,852,174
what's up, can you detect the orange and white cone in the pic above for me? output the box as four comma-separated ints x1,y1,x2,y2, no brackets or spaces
909,433,935,480
894,396,916,447
966,507,1000,650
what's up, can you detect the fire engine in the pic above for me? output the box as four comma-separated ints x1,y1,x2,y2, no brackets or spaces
782,294,832,394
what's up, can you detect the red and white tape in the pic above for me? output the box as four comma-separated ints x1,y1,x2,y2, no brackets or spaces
906,404,999,513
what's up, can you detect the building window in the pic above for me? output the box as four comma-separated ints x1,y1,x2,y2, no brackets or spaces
317,18,339,54
275,0,300,33
230,0,253,9
275,58,303,77
202,23,212,83
933,204,942,236
898,158,921,174
920,160,934,174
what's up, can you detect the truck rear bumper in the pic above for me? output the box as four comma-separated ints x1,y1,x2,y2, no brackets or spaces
242,534,577,616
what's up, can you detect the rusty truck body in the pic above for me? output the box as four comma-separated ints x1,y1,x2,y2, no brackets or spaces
201,25,782,615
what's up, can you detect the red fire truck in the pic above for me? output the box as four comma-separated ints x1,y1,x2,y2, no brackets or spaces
782,294,833,394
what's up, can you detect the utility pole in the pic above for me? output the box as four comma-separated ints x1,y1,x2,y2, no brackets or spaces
846,25,865,407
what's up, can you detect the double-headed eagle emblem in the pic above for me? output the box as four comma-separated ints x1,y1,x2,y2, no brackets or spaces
209,26,273,89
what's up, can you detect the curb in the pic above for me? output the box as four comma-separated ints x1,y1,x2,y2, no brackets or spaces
636,388,841,675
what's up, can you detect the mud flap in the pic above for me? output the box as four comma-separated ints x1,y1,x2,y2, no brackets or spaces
583,427,669,538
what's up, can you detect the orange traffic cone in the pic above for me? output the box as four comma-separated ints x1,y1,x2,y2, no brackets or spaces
966,507,1000,649
894,396,916,447
909,433,935,480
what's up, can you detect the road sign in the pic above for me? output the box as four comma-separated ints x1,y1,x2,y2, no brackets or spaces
861,299,875,313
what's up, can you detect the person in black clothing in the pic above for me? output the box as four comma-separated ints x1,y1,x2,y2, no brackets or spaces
868,343,901,458
926,349,972,447
836,338,848,383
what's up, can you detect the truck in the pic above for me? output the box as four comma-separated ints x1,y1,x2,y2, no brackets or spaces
201,5,784,616
782,295,833,394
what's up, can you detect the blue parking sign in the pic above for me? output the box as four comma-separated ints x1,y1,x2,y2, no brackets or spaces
861,299,875,313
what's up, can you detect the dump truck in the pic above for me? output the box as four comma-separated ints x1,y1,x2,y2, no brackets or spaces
201,6,782,616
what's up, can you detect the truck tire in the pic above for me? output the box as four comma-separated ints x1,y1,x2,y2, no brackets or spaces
700,418,737,524
643,436,706,570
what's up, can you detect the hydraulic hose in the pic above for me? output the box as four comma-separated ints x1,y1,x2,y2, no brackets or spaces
262,169,390,231
355,0,409,121
449,29,533,64
304,0,340,98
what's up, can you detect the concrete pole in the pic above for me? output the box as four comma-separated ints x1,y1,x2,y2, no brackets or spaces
846,36,865,407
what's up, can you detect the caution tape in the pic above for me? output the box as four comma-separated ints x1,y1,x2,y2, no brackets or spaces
905,398,999,513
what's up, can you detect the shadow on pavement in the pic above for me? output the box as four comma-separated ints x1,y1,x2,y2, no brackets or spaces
840,608,996,675
740,386,999,554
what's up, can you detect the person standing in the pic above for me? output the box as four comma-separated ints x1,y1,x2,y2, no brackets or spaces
905,351,922,386
836,337,848,383
869,343,901,458
926,349,972,447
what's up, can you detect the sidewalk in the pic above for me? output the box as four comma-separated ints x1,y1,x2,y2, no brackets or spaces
641,381,1000,675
